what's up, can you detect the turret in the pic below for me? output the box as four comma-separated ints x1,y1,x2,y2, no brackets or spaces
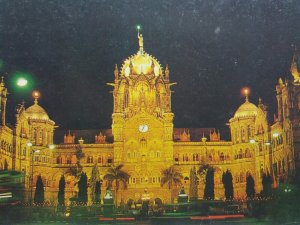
0,77,8,126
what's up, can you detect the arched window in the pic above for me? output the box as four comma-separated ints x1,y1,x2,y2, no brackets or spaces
220,152,225,161
174,154,179,162
107,155,113,164
297,94,300,110
56,156,62,164
87,156,93,164
245,148,251,158
247,125,251,140
240,172,245,183
241,128,245,142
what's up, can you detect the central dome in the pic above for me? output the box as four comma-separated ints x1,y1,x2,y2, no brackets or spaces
234,101,258,119
26,102,50,120
121,34,161,77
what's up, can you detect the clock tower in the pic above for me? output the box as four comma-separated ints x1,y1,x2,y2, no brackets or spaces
108,31,175,199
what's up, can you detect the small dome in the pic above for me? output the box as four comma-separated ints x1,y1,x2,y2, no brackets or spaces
26,102,49,120
234,101,258,119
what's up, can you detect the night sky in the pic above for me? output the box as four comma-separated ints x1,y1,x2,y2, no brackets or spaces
0,0,299,131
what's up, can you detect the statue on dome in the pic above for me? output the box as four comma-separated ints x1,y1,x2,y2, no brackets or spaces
138,33,144,52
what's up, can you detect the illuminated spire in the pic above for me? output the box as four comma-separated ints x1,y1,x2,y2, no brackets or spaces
0,76,4,87
291,45,300,83
114,64,119,80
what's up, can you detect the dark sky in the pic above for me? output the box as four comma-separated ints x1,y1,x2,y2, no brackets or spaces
0,0,299,130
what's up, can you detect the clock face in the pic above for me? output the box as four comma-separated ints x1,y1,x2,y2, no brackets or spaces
139,124,149,133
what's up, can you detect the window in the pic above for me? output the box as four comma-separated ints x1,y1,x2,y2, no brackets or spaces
56,156,62,164
220,152,224,161
87,156,93,164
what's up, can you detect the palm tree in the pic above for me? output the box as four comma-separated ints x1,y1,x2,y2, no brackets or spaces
161,166,183,203
103,164,130,206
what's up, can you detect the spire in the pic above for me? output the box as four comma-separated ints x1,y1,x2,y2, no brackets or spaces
0,76,4,87
114,64,119,80
278,77,284,86
165,64,169,80
201,133,207,142
291,45,300,83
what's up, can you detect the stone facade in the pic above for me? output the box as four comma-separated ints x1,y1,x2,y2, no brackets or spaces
0,35,298,205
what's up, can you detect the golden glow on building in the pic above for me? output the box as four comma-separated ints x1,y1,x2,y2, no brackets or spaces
0,32,298,205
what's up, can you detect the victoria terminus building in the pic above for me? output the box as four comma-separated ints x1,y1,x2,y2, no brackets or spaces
0,33,299,204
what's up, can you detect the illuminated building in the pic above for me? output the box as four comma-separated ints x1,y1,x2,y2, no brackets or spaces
0,33,298,204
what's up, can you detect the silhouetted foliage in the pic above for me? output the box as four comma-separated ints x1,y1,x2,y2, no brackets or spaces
58,175,65,205
204,166,214,200
90,164,101,204
246,174,255,198
34,175,44,204
222,170,233,200
261,172,272,197
78,172,88,204
94,180,101,204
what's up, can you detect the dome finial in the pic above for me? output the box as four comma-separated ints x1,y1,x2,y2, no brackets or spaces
242,87,250,102
137,25,144,53
32,91,40,104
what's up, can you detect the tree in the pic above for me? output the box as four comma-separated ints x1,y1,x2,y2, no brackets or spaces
90,164,101,204
222,170,233,200
204,166,214,200
189,166,198,201
78,172,88,204
246,174,255,199
94,180,101,204
34,175,44,204
103,164,130,206
161,166,183,203
261,172,272,198
58,175,65,205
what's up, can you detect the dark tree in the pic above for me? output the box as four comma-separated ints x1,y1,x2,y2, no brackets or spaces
78,172,88,204
246,174,255,198
58,175,66,205
262,172,272,197
34,175,44,204
222,170,233,200
204,167,214,200
94,180,101,204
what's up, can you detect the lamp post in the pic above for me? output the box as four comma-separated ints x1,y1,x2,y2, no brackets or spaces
271,132,280,188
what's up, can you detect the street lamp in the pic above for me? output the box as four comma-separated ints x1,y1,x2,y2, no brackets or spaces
16,78,28,87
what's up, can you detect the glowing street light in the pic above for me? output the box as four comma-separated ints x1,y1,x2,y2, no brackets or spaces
249,139,256,144
27,142,33,147
17,78,28,87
